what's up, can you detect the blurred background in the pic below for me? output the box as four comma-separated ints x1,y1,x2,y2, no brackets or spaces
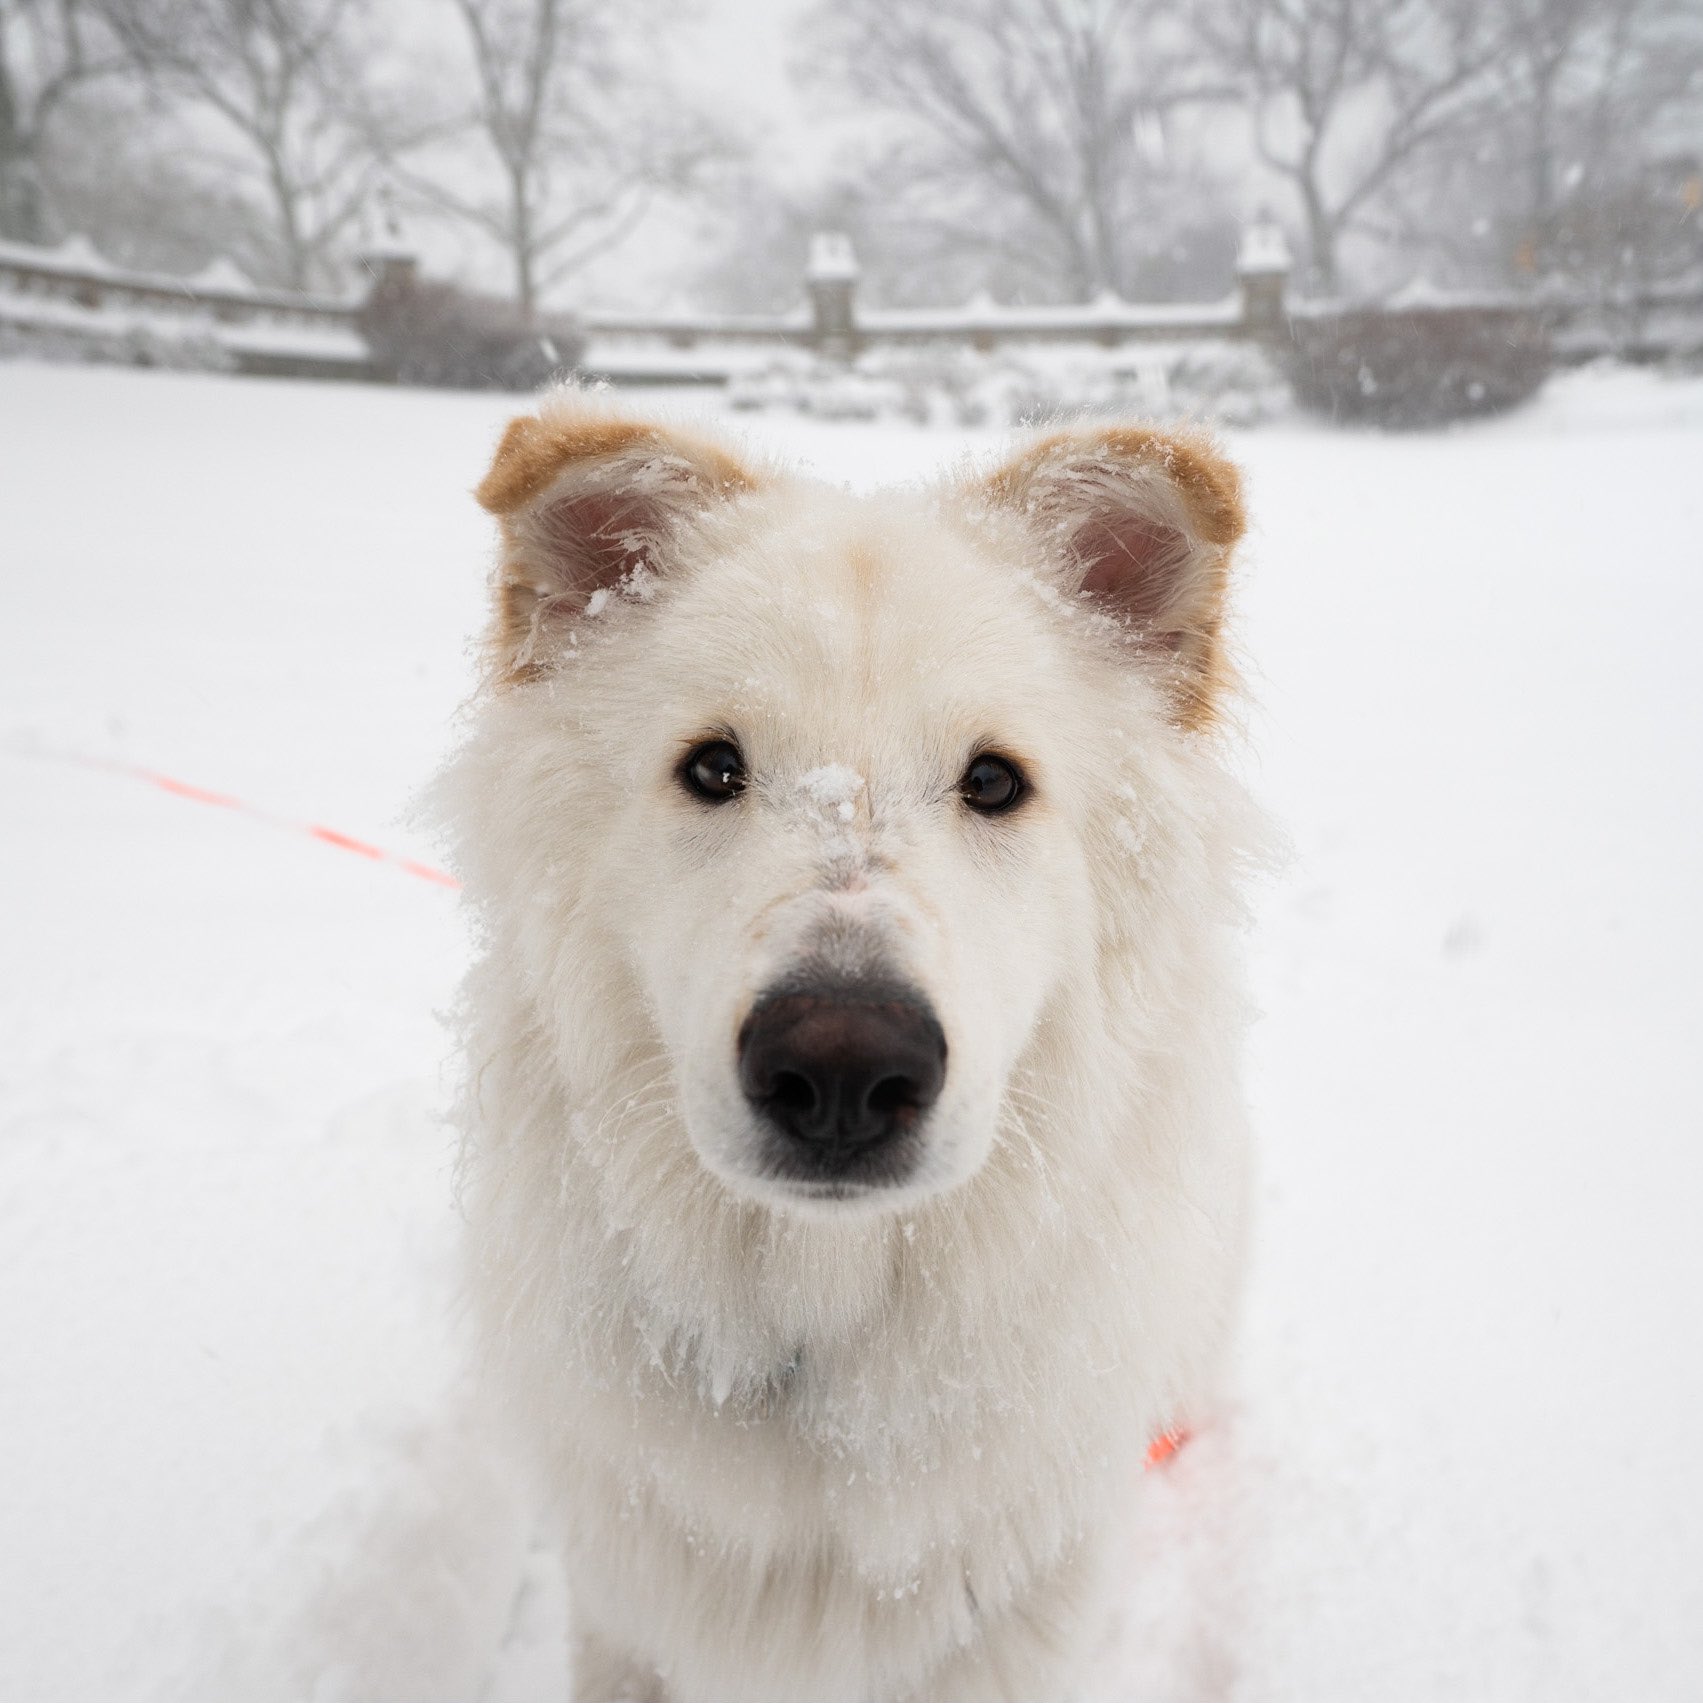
2,0,1701,415
2,3,1701,1702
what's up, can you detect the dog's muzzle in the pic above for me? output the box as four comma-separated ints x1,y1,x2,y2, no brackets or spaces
737,980,947,1186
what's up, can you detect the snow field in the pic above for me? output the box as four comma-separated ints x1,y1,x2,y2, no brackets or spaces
1,361,1701,1700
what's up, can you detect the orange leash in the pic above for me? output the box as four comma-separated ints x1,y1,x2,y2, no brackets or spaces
1143,1428,1190,1471
6,744,460,889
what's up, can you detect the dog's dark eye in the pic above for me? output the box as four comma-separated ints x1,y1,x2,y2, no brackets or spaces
960,754,1025,814
681,739,747,802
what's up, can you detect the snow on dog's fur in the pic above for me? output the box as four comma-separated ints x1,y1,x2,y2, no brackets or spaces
435,393,1263,1702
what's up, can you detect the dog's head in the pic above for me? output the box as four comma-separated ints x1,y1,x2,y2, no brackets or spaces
460,397,1245,1217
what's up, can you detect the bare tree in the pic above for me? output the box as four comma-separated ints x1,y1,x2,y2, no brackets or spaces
395,0,720,321
1359,0,1703,292
100,0,389,289
1195,0,1499,292
1481,0,1703,283
0,0,122,242
807,0,1223,303
39,84,275,272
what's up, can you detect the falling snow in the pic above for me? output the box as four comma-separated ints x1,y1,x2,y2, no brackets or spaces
2,361,1702,1701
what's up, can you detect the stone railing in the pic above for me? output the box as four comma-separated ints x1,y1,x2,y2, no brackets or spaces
0,236,375,378
3,224,1698,388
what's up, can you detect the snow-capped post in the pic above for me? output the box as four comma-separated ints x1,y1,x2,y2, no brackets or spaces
807,231,860,359
355,240,418,384
359,245,419,301
357,181,420,309
1236,212,1292,339
355,184,421,383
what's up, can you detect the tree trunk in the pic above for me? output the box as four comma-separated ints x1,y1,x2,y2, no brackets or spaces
262,140,311,291
1526,59,1558,279
1301,178,1337,295
1083,155,1119,296
510,161,536,321
1078,43,1119,296
0,40,52,244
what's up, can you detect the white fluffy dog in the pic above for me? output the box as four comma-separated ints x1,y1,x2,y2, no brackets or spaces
436,395,1261,1702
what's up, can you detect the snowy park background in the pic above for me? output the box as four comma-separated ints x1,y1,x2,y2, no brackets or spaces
4,358,1702,1702
5,0,1703,1697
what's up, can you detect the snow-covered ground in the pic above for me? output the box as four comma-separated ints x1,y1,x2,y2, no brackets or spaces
2,360,1701,1702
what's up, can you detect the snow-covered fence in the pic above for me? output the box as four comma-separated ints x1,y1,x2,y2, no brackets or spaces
1275,280,1703,423
7,224,1286,392
572,227,1703,392
0,236,374,379
0,235,572,387
3,224,1699,398
572,221,1296,385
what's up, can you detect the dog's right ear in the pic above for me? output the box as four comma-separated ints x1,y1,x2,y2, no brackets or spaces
475,399,757,685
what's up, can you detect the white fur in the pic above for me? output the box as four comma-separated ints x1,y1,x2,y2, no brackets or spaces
434,413,1263,1702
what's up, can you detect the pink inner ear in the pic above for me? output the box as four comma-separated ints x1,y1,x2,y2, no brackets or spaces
533,485,659,604
1075,515,1190,644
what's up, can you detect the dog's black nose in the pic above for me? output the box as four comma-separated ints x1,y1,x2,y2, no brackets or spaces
738,985,947,1164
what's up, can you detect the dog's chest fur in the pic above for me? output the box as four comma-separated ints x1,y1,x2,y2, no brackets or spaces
461,987,1242,1698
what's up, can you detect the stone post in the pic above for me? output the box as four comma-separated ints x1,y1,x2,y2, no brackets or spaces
359,247,419,302
357,180,421,310
806,231,860,359
1236,212,1292,339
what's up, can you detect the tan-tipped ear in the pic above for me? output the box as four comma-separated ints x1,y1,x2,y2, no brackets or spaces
978,425,1246,728
475,397,757,685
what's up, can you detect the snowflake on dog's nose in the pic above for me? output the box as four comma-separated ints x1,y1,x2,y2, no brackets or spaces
798,764,864,824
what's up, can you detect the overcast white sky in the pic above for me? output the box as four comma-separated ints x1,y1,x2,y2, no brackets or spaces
392,0,854,309
681,0,812,144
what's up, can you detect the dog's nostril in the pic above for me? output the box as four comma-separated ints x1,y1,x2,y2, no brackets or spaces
770,1071,818,1115
866,1074,922,1117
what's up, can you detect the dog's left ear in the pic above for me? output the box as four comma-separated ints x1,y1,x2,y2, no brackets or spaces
975,426,1246,728
475,397,758,685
